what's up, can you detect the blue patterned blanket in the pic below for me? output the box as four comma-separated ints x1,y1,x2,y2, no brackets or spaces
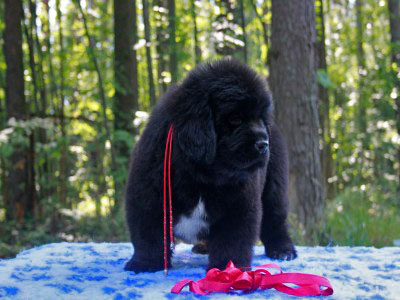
0,243,399,299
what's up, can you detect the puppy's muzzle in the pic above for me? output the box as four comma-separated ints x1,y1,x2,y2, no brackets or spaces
255,140,269,155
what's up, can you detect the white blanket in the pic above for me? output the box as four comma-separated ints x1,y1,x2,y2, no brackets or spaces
0,243,399,299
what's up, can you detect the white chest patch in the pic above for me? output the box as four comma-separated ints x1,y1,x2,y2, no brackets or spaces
174,199,209,244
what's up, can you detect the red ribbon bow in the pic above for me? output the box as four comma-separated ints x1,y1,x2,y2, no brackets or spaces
171,260,334,296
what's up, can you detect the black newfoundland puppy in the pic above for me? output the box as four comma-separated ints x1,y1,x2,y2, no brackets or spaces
125,59,297,273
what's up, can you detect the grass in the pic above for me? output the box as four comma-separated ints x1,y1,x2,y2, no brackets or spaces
324,188,400,247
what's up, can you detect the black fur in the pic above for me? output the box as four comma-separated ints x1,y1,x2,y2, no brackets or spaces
124,59,297,273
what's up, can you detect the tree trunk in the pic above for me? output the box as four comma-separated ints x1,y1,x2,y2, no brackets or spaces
388,0,400,196
22,4,46,211
0,44,5,216
316,0,333,199
269,0,323,243
355,0,368,164
4,0,30,223
76,0,120,212
238,0,248,63
44,1,57,112
56,0,68,207
155,0,168,95
250,0,269,67
76,0,110,134
113,0,139,212
167,0,178,84
190,0,201,65
143,0,156,107
30,0,50,209
22,6,40,113
30,0,47,115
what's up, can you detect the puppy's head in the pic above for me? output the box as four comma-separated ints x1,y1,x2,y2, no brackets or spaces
173,58,273,171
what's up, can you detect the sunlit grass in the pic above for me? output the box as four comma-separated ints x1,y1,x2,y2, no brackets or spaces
325,188,400,247
288,184,400,247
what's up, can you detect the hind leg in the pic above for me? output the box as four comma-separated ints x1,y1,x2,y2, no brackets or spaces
125,181,173,273
124,218,172,273
125,210,174,273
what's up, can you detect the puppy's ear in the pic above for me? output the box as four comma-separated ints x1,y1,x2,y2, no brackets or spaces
175,106,216,164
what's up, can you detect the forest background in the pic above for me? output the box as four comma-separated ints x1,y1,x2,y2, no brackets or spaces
1,0,399,258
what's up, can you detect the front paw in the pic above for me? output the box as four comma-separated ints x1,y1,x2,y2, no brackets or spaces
265,242,297,261
124,257,164,273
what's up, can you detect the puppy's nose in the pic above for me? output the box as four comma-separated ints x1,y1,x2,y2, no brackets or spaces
255,140,269,154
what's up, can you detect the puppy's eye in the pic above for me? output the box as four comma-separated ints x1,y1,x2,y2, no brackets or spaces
229,118,242,127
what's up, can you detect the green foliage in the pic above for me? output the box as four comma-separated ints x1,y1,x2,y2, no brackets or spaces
325,186,400,247
325,0,399,194
317,69,335,89
0,221,61,258
288,182,400,248
0,208,129,258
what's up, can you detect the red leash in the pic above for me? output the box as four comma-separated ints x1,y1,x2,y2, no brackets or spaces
163,124,333,296
163,124,175,275
171,260,334,296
